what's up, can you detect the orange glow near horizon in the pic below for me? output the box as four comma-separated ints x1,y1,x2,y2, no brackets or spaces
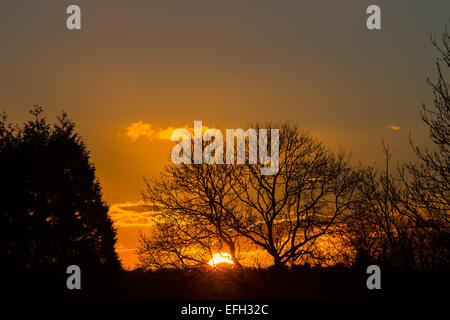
208,252,235,268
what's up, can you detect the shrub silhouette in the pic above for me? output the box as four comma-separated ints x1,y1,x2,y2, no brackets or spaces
0,106,120,271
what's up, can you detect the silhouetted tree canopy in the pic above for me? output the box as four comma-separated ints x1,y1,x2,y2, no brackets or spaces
0,106,120,271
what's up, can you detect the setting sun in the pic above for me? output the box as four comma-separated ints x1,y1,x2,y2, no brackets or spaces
208,253,235,268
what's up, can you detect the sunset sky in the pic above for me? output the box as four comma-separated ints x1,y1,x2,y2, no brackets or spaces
1,0,449,268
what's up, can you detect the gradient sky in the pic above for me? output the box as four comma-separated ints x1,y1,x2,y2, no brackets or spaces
1,0,449,268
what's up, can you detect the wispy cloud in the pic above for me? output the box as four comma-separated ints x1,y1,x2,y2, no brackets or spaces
388,124,400,131
109,201,155,227
124,121,210,141
115,243,137,253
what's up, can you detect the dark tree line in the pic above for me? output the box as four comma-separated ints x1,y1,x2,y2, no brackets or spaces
0,106,120,271
138,24,450,272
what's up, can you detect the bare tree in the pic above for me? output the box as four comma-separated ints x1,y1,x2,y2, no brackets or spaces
222,123,360,268
351,144,420,270
137,161,243,270
407,23,449,219
401,22,450,269
138,123,360,269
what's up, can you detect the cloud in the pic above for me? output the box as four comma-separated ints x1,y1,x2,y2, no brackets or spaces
124,121,211,141
157,126,189,140
125,121,156,141
108,201,156,227
115,243,137,253
388,125,400,131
